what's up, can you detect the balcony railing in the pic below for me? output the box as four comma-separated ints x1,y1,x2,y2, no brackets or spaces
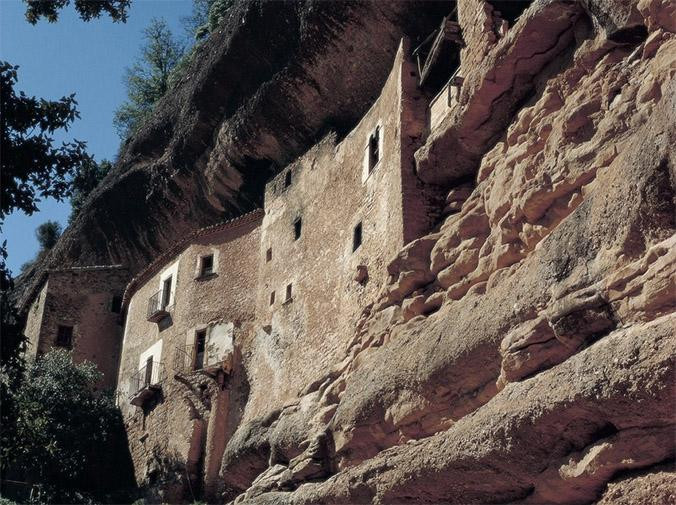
129,361,164,406
173,343,227,376
147,290,169,322
429,67,463,131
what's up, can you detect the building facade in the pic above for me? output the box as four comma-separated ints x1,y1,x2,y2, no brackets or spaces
21,32,464,501
114,211,262,499
22,265,128,390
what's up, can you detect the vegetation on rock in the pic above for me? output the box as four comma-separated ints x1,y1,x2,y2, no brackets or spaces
113,18,184,139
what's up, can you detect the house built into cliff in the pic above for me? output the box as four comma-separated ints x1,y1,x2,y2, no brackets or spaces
22,265,128,390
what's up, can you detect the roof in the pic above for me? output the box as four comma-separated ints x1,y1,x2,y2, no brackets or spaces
120,209,264,309
19,264,128,312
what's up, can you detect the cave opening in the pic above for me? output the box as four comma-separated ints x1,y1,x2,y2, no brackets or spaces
486,1,533,27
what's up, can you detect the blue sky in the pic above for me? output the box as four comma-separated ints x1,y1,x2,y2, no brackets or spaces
1,0,194,274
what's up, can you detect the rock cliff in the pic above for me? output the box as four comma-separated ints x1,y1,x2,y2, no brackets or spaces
18,0,448,305
214,1,675,503
24,0,676,503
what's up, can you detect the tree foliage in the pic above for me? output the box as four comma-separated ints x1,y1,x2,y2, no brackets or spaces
23,0,131,24
113,18,184,139
19,221,63,273
0,62,90,219
35,221,63,250
69,158,112,223
199,0,234,39
2,350,124,503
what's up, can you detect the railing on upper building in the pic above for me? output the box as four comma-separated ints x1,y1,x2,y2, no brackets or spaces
129,360,164,406
174,344,198,375
173,343,230,377
147,290,170,322
429,67,464,131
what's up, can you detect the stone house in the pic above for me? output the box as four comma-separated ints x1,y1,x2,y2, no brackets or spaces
21,25,473,499
114,210,262,498
247,39,440,414
22,265,128,390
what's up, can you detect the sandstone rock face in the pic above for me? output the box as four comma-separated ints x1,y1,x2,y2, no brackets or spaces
20,0,675,502
215,1,675,503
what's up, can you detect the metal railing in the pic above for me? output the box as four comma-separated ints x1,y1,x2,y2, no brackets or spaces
173,343,227,376
129,361,165,400
147,290,169,320
174,344,198,375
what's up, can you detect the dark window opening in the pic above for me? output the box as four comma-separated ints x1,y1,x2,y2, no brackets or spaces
284,171,292,188
486,1,532,27
285,284,293,302
144,356,153,385
195,329,207,370
162,276,172,308
413,8,462,96
294,218,302,240
200,255,214,277
111,296,122,314
368,127,380,172
56,325,73,348
353,222,363,252
270,291,275,305
266,248,272,262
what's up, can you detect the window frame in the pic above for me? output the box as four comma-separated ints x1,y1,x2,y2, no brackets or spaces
55,325,73,348
199,254,214,277
293,217,302,241
353,222,363,252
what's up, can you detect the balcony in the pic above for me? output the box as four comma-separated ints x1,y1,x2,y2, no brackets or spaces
173,344,227,377
129,361,164,406
147,290,170,323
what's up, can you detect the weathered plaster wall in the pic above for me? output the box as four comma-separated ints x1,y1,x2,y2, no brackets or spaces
22,267,128,390
116,214,261,497
243,40,431,421
24,280,49,358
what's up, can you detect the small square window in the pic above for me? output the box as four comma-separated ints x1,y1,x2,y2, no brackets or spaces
368,126,380,172
266,248,272,262
353,222,363,252
111,296,122,314
200,254,214,277
269,291,275,305
285,283,293,302
294,218,302,240
284,171,292,188
56,325,73,348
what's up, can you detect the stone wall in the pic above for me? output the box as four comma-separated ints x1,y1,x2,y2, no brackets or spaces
116,213,262,498
24,280,49,358
22,266,128,390
244,40,433,421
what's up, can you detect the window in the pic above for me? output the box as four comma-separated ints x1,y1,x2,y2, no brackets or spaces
162,276,172,308
111,296,122,314
294,218,302,240
368,126,380,172
353,222,363,252
266,248,272,262
194,329,206,370
144,356,153,385
270,291,275,305
285,283,293,302
200,255,214,277
56,325,73,348
284,171,292,188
